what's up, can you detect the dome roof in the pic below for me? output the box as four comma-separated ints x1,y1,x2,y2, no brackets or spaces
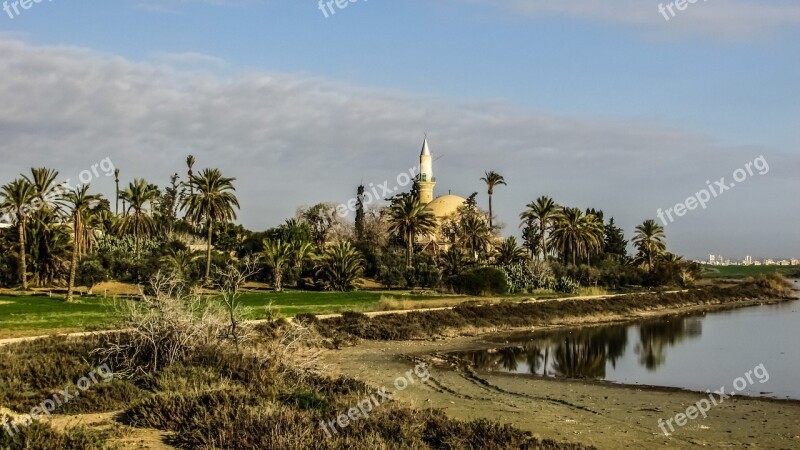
425,194,466,219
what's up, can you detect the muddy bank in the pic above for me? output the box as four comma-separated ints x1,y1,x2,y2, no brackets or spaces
320,300,800,449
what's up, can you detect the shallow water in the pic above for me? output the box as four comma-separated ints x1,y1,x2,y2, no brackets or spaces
448,281,800,399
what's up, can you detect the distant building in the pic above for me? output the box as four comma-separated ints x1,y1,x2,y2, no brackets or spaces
765,259,776,266
743,255,753,266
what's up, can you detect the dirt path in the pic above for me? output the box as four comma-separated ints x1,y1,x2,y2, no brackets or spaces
319,302,800,450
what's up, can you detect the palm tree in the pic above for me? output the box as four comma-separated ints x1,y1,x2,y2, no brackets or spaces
1,179,35,288
263,239,294,292
186,155,195,197
114,168,120,215
292,241,315,270
633,219,667,273
64,185,102,302
160,248,200,282
520,196,558,259
182,168,240,282
493,236,528,265
115,179,159,256
457,213,492,261
24,167,62,214
388,196,437,268
315,241,363,291
480,171,506,230
439,246,469,277
549,207,603,266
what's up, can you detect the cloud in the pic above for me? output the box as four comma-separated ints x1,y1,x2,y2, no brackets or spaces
477,0,800,39
0,38,796,257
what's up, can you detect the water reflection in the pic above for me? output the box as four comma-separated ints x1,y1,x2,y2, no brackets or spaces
451,315,702,379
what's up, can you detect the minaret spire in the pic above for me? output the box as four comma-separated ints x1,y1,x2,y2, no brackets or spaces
418,135,436,204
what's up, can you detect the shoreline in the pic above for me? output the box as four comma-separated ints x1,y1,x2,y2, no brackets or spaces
320,295,800,449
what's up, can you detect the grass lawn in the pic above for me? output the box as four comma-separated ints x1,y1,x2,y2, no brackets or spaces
0,294,119,339
701,265,800,279
0,287,580,338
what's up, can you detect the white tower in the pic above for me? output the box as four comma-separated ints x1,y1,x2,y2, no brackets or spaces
418,137,436,204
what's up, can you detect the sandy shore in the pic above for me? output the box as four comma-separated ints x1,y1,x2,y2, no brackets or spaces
320,301,800,449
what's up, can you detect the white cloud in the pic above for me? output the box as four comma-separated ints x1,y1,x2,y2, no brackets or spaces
0,38,796,257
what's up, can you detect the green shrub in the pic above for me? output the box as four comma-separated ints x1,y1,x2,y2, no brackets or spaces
450,267,508,296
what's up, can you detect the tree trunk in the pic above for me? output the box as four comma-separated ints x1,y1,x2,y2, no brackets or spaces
205,221,213,282
17,218,27,289
67,216,80,302
488,194,493,229
274,265,282,292
406,231,413,269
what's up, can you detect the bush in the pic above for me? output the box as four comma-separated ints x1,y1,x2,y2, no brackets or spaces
449,267,508,296
554,277,579,294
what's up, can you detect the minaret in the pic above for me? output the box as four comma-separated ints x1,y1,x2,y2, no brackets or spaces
418,137,436,204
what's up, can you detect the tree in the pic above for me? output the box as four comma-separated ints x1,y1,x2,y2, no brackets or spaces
387,196,437,268
160,247,200,282
315,241,363,291
549,207,603,266
116,179,159,256
64,184,102,302
480,171,506,230
299,203,339,248
182,168,240,283
520,196,558,260
24,167,62,216
186,155,195,197
263,239,293,292
603,218,628,259
76,258,108,295
633,219,667,273
213,257,260,352
355,185,366,242
0,179,35,288
493,236,528,265
456,213,492,262
114,168,121,215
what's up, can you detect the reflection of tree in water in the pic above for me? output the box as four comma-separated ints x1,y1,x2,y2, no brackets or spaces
454,325,629,379
635,316,702,370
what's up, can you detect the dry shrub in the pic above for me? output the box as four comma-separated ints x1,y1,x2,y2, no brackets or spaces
95,273,230,376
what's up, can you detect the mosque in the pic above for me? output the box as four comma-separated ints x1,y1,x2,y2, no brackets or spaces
416,137,467,253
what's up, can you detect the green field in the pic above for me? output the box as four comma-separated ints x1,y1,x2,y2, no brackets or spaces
0,288,578,339
701,265,800,279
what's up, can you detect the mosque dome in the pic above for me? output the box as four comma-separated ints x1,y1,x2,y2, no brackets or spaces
425,194,467,219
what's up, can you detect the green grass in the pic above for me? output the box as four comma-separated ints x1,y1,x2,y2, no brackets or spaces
701,265,800,279
0,294,121,338
236,290,459,318
0,288,573,338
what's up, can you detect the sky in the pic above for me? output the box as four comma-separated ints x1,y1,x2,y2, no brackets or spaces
0,0,798,260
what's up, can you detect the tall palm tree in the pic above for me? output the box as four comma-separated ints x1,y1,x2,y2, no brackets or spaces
182,168,240,282
549,207,603,266
64,185,102,302
1,179,35,288
388,196,437,268
24,167,62,216
493,236,528,265
114,168,120,215
186,155,196,197
457,213,492,261
633,219,667,273
115,179,159,256
263,239,294,292
519,196,558,260
480,171,506,230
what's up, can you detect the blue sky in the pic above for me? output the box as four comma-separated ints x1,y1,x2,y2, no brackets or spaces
1,0,799,259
